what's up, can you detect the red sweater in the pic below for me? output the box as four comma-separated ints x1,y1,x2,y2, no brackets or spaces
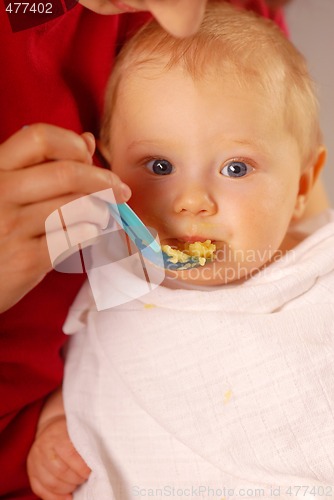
0,2,287,498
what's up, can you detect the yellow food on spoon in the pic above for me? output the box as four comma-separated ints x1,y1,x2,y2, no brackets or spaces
162,240,216,266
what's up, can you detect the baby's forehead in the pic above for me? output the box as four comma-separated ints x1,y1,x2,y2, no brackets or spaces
116,58,287,114
111,65,290,149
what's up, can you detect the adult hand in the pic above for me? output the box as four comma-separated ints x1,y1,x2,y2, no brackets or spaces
0,123,131,313
27,415,91,500
78,0,208,38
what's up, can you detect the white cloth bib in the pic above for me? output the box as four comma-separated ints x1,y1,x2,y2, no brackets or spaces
64,211,334,499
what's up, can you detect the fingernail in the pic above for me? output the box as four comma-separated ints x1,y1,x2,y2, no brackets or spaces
121,183,132,200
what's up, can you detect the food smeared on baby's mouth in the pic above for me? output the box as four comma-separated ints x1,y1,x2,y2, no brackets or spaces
162,240,216,268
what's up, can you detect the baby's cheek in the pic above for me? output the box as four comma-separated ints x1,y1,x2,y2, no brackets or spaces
230,220,285,268
126,191,158,229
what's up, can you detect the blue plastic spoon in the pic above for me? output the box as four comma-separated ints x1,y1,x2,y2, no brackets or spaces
108,203,205,270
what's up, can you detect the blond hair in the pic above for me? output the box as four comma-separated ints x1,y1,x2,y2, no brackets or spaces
101,1,321,165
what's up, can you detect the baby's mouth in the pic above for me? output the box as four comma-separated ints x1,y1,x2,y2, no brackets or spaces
161,238,218,268
162,237,223,250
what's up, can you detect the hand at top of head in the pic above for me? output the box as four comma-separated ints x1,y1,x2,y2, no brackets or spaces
78,0,208,37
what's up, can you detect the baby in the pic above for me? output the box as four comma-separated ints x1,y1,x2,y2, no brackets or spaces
31,2,334,498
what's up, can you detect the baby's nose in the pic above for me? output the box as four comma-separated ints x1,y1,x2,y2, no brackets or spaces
173,184,217,216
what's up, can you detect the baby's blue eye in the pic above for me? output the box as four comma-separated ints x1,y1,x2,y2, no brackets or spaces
146,159,174,175
221,161,253,178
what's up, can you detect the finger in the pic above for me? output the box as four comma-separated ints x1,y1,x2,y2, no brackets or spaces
54,440,91,480
50,452,91,485
28,446,87,495
2,161,131,205
30,475,73,500
147,0,206,37
38,451,90,489
0,124,92,171
30,462,78,494
18,193,111,238
28,455,75,498
0,234,52,279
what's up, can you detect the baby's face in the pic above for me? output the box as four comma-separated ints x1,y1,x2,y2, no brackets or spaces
107,65,304,285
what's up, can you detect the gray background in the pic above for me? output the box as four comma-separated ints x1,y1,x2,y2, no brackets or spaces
286,0,334,204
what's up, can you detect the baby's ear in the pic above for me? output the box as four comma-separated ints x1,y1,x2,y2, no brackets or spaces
292,146,327,220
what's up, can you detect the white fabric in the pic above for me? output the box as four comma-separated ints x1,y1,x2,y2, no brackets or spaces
63,210,334,500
